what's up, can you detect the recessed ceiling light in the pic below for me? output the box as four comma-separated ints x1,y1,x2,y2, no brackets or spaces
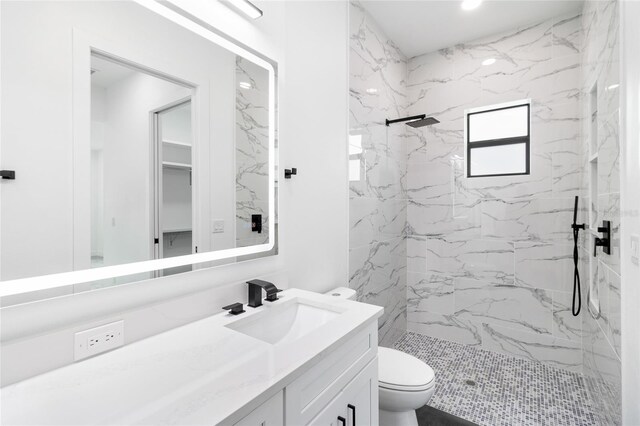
239,81,252,89
224,0,263,20
366,88,378,94
606,83,620,91
482,58,496,66
461,0,482,11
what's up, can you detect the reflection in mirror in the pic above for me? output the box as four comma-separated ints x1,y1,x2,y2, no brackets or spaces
90,55,194,278
236,57,270,249
0,0,277,304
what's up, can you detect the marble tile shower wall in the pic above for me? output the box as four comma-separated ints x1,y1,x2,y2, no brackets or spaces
236,57,269,248
348,1,408,346
404,14,586,372
579,1,621,424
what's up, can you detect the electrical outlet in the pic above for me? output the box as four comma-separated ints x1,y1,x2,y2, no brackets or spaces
74,320,124,361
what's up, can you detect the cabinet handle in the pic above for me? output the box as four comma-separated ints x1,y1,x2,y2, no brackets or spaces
348,404,356,426
337,416,346,426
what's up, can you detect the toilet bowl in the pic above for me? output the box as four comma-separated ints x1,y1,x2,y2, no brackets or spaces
325,288,436,426
378,347,435,426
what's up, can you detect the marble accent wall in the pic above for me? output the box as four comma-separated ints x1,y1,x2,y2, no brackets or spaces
580,1,621,424
404,13,585,372
349,1,407,346
236,57,269,248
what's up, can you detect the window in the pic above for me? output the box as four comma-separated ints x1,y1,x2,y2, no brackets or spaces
465,101,530,178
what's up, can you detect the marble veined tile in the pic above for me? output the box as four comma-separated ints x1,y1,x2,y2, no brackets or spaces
407,196,481,241
480,54,581,108
482,323,582,373
406,234,426,273
451,19,555,82
408,79,482,123
349,148,405,199
552,13,583,58
426,238,514,285
349,237,405,296
349,236,406,344
481,198,574,242
349,197,405,249
407,312,482,346
597,114,620,195
532,101,581,154
551,150,583,197
236,57,269,246
350,124,405,164
405,127,428,163
454,278,554,335
407,272,454,315
406,161,452,200
607,269,621,358
551,291,582,342
583,309,621,392
460,154,553,200
407,47,454,89
349,2,406,127
514,241,574,292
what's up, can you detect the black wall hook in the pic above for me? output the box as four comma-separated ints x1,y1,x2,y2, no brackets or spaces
284,168,297,179
0,170,15,180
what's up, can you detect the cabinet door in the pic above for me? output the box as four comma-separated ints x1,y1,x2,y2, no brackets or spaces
341,359,377,426
233,391,283,426
308,358,378,426
306,391,347,426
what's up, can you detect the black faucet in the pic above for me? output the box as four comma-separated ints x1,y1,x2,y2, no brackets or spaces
247,279,281,308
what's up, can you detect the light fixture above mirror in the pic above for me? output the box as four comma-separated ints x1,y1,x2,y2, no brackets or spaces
223,0,263,20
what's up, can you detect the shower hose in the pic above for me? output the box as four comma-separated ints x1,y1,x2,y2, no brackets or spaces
572,195,584,317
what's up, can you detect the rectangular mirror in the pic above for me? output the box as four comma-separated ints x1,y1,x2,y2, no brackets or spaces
0,0,277,305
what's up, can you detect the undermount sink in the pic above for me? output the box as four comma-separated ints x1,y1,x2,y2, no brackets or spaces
225,297,345,345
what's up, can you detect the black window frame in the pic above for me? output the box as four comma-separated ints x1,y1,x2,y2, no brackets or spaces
466,102,531,178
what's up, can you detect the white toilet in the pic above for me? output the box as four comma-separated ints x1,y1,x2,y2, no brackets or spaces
326,288,436,426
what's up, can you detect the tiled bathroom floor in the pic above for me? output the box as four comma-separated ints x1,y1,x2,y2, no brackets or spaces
393,332,601,426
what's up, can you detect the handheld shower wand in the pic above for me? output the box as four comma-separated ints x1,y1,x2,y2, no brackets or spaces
571,196,585,316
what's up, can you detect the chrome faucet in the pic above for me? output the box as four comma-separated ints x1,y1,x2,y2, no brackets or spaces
247,279,281,308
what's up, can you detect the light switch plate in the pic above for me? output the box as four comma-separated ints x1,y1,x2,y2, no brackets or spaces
631,234,640,266
74,320,124,361
212,220,225,233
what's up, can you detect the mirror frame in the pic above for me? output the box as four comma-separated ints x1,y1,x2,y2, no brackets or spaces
0,0,277,299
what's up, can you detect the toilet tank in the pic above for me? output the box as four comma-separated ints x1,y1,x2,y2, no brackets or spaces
325,287,356,300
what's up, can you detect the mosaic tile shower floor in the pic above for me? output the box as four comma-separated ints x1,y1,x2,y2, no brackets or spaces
393,332,601,426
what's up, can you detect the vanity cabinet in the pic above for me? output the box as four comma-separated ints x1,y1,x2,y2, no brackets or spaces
232,322,379,426
285,322,378,426
233,391,283,426
308,359,377,426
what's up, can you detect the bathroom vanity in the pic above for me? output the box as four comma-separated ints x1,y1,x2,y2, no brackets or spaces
1,289,382,425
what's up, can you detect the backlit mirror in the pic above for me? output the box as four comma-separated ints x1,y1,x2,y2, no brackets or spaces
0,0,277,305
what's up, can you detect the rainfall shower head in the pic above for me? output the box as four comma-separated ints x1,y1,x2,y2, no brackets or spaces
406,117,440,128
385,114,440,128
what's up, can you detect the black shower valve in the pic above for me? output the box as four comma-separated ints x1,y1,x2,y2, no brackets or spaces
284,168,297,179
593,220,611,257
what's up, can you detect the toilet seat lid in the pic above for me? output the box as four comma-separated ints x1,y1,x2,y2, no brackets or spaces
378,347,435,391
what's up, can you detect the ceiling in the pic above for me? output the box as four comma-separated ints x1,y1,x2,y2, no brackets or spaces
360,0,584,58
91,56,136,89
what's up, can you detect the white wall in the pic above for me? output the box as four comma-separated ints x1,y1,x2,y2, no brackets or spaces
0,0,350,385
100,72,190,268
620,1,640,423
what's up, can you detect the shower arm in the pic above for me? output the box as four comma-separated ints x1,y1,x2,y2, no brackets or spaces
385,114,426,126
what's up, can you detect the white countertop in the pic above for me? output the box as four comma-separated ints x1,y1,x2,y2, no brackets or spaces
1,289,382,425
